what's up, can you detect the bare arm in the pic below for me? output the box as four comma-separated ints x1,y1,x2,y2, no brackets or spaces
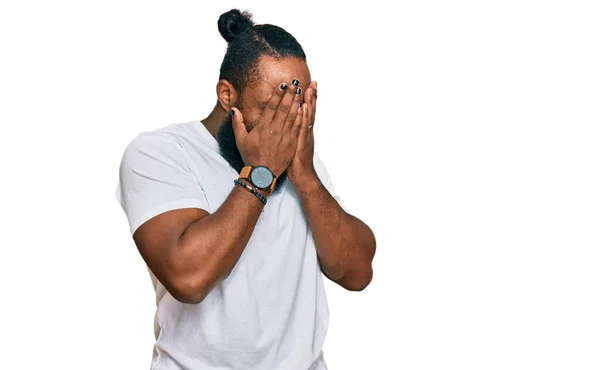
296,177,376,291
133,181,268,304
287,82,376,291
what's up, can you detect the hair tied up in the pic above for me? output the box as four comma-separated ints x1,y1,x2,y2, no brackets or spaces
218,9,255,44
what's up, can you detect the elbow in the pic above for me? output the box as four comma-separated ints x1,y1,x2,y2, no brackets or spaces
168,273,220,305
171,291,206,305
169,280,208,305
340,265,373,292
161,253,232,304
347,274,373,292
341,239,376,292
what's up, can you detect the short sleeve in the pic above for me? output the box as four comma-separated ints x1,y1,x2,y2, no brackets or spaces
313,150,350,213
115,132,209,236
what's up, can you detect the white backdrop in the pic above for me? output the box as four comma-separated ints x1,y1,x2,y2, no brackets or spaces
1,1,599,369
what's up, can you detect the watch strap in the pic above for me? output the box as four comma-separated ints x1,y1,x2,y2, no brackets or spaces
268,177,277,194
240,165,252,180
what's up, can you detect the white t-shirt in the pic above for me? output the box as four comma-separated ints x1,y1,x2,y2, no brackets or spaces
115,120,347,370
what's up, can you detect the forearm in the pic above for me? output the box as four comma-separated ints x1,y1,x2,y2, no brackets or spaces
175,181,268,301
297,178,376,291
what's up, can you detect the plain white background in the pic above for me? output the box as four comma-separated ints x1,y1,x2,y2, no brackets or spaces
1,1,599,369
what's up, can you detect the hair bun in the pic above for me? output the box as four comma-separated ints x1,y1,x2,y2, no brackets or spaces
218,9,254,43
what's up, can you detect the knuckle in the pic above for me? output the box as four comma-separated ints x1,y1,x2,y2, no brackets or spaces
279,104,290,113
267,101,279,111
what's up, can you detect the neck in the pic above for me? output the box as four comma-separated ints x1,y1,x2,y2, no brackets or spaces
201,102,227,140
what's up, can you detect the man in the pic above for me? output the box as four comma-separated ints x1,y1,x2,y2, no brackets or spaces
115,8,376,370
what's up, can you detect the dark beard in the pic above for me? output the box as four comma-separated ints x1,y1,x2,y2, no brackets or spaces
216,113,288,194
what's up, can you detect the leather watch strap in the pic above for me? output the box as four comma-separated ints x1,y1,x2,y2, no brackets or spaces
240,165,252,179
268,177,277,194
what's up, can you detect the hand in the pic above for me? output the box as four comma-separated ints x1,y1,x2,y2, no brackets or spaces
287,81,318,187
231,79,305,178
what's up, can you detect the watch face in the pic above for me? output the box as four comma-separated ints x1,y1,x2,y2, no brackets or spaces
250,166,274,189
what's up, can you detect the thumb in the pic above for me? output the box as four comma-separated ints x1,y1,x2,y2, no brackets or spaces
230,108,247,141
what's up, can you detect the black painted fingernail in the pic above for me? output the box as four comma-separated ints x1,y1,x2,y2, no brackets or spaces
280,83,288,91
296,87,302,95
230,109,234,117
299,102,302,108
292,79,300,87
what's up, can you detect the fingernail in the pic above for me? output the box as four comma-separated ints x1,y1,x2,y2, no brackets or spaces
296,87,302,95
280,83,288,91
292,79,300,86
299,102,302,108
230,109,234,117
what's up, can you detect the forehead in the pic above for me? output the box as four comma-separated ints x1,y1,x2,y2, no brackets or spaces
247,55,311,101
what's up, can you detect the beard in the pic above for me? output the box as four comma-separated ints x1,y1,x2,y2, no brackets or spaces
216,112,288,194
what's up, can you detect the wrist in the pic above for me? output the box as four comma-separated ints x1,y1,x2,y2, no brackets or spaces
239,165,276,196
292,174,321,196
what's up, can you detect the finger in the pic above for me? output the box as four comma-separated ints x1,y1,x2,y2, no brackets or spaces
299,102,311,141
311,81,318,122
230,107,247,142
257,82,288,127
290,101,304,140
308,81,318,98
271,79,302,133
283,88,303,134
306,82,317,125
306,90,315,129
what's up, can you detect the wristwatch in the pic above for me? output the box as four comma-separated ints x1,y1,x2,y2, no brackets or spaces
239,165,277,194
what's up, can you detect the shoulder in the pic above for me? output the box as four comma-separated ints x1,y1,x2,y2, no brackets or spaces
122,121,198,157
122,132,180,161
119,125,196,172
154,121,200,143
